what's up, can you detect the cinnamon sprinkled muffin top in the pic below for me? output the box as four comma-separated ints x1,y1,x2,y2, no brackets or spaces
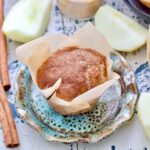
36,47,107,101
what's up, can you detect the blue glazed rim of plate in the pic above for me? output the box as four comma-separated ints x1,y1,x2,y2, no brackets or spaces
125,0,150,22
12,50,138,143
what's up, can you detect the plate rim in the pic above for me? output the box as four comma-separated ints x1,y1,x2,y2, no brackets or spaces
125,0,150,21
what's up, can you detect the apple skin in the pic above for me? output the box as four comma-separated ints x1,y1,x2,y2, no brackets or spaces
2,0,52,43
95,5,148,52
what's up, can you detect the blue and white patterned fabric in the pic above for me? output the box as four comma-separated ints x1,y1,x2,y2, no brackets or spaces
135,62,150,92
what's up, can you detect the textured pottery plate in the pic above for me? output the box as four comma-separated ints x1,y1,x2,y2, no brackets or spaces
13,50,138,143
125,0,150,22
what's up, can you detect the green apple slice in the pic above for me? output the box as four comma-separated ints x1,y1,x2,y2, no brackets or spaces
95,5,148,52
2,0,52,43
147,27,150,64
138,93,150,138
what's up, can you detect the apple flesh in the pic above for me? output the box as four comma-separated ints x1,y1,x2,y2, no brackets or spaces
95,5,148,52
2,0,52,43
147,27,150,64
138,93,150,139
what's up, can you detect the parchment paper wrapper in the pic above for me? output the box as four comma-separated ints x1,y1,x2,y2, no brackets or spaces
147,26,150,64
16,23,120,115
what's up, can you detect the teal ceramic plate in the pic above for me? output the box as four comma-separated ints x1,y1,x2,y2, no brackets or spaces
13,50,138,143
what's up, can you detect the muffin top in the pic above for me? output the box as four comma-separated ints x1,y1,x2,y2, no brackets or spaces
36,47,107,101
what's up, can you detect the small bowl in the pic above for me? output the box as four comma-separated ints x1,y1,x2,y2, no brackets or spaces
57,0,102,20
125,0,150,22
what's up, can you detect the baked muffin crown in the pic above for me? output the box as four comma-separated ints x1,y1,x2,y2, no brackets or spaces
37,47,108,101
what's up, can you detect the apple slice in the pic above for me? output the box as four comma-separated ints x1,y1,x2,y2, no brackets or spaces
95,5,148,52
2,0,52,43
138,93,150,138
147,27,150,64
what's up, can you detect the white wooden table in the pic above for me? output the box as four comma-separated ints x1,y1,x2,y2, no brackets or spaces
0,0,150,150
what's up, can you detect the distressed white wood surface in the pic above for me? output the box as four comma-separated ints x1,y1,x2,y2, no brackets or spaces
0,0,149,150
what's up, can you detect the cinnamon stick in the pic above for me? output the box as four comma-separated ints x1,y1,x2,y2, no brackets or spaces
0,0,11,91
0,102,13,147
0,81,19,146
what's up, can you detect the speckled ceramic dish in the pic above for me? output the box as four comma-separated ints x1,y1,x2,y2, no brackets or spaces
13,50,138,143
31,83,120,135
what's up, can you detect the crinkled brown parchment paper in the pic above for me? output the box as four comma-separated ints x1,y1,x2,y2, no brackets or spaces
16,23,120,115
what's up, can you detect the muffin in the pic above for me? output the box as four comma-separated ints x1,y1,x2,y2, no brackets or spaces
36,47,108,101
